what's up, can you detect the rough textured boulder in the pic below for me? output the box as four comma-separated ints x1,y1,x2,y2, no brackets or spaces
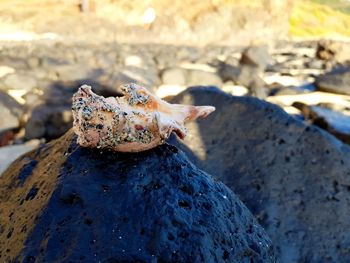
315,67,350,95
294,103,350,145
0,130,275,263
170,86,350,263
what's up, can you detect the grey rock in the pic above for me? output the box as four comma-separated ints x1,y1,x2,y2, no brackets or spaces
121,66,160,89
316,40,350,63
213,60,240,83
0,105,19,133
0,91,23,133
271,84,316,96
154,47,179,69
24,113,46,139
188,70,222,87
25,105,72,140
24,80,105,141
240,45,273,70
305,59,325,70
294,103,350,144
270,86,302,96
0,143,38,176
27,57,40,69
0,130,275,263
23,92,43,108
170,86,350,263
0,56,28,70
55,64,92,81
28,67,56,81
98,71,138,95
237,66,267,99
176,47,201,62
95,51,117,68
316,68,350,95
161,67,187,85
74,48,96,66
40,57,69,68
3,73,37,91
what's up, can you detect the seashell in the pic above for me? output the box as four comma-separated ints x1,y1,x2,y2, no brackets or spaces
72,83,215,152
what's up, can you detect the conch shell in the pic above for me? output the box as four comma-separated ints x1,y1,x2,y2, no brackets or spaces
72,83,215,152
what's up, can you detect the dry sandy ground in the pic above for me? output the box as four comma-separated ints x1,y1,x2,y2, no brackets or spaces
0,0,293,45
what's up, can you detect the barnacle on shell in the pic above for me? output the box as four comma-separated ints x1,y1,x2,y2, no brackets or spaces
72,83,215,152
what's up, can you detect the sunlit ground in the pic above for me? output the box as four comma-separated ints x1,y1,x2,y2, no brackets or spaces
0,0,349,43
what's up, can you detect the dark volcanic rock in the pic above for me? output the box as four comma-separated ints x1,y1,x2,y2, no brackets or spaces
315,67,350,95
170,87,350,263
294,102,350,145
0,130,275,263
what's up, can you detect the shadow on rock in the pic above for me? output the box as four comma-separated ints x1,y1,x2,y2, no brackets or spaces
170,86,350,263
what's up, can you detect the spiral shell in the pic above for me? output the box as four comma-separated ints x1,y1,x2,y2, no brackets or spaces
72,83,215,152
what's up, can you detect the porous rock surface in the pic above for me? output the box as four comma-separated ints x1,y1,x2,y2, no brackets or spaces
170,86,350,263
0,130,275,263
